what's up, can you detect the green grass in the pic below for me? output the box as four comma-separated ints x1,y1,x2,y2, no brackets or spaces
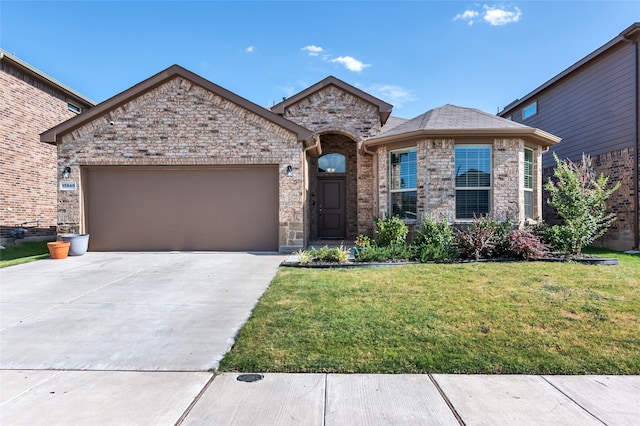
0,241,50,268
220,250,640,374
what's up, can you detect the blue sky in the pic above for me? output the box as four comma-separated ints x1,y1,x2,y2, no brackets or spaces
1,1,638,119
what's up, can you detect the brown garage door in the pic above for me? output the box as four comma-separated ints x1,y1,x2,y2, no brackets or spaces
84,166,279,251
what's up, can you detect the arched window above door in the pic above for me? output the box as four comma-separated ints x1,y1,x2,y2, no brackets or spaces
318,153,346,173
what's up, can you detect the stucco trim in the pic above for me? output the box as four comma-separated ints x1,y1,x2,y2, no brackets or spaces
40,64,314,145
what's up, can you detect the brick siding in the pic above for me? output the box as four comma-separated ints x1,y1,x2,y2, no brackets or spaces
376,137,536,236
279,84,383,239
0,61,86,241
56,76,304,249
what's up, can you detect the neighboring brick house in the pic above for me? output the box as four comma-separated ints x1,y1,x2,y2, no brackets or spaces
1,49,94,243
41,65,560,252
499,22,640,251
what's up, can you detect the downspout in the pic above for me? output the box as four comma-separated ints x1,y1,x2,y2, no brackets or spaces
362,140,376,156
303,135,321,156
623,34,639,250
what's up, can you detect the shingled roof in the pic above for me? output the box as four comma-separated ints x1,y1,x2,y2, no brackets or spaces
364,104,561,147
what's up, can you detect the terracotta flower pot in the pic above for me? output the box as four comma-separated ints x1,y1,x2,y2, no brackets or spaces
47,241,70,260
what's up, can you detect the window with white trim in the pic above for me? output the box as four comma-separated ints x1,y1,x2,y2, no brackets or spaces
389,148,417,219
455,145,491,219
524,148,534,219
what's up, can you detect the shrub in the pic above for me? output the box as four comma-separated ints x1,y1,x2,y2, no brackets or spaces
354,234,372,248
456,215,517,260
455,215,497,260
529,220,573,253
374,215,408,247
490,219,514,258
507,228,547,260
413,216,458,262
544,153,620,255
354,244,415,262
294,249,312,265
308,245,350,263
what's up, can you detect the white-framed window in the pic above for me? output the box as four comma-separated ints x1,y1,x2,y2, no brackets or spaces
522,101,537,120
389,148,417,219
524,148,534,219
455,145,491,219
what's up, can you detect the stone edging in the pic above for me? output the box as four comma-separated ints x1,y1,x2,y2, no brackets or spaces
281,257,618,268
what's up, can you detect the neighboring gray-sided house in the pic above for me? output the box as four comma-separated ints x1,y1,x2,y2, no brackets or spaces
1,49,94,243
499,22,640,251
41,66,560,252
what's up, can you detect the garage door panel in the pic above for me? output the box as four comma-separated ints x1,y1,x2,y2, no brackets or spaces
85,167,279,251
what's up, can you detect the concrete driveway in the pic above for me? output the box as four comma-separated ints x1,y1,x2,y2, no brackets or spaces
0,252,285,371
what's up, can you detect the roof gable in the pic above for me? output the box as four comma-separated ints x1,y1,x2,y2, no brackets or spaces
41,65,314,144
500,22,640,115
1,48,94,107
365,104,561,147
270,76,393,125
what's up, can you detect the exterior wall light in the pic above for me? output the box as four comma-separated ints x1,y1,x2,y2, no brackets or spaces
62,166,71,179
286,165,293,177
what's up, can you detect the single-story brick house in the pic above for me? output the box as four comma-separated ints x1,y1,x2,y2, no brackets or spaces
41,65,560,252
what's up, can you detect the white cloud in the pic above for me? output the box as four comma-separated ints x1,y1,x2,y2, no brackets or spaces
454,5,521,26
365,84,415,108
302,45,323,56
483,5,521,26
330,56,371,72
454,10,480,25
245,46,255,53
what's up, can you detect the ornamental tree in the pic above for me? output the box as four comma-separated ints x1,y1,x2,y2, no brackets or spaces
544,153,620,255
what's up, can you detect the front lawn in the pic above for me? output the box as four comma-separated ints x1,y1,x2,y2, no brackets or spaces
220,250,640,374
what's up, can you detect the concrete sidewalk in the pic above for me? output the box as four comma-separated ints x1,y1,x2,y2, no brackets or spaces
2,371,638,425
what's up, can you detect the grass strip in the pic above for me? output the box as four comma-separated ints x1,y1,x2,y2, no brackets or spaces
0,241,50,268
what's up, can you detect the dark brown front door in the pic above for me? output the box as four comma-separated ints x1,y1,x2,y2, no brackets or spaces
318,178,346,238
